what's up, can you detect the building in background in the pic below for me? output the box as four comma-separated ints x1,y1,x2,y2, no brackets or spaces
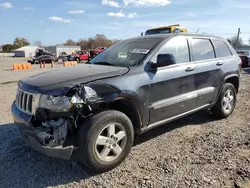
12,46,38,57
43,45,81,57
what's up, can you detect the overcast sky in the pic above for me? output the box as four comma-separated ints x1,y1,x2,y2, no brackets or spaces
0,0,249,45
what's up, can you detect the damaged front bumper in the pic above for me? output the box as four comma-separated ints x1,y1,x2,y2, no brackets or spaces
11,102,76,160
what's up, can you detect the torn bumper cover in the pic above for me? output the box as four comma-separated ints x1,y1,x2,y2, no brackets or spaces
11,102,75,160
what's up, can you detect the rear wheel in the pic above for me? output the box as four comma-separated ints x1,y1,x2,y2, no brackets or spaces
211,83,236,118
77,110,134,173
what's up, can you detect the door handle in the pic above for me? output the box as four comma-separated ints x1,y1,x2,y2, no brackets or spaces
217,61,224,66
185,66,195,72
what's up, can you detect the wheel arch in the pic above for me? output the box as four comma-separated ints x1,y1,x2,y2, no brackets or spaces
224,74,239,93
106,98,142,135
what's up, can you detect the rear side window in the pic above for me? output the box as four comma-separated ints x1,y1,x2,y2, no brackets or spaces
192,39,215,61
213,40,232,58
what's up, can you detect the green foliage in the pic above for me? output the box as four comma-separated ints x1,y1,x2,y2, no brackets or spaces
2,44,17,52
13,37,30,48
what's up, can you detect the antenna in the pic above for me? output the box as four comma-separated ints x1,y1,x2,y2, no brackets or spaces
196,29,200,33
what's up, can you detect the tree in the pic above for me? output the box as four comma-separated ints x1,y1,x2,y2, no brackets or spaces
64,39,77,46
87,37,95,49
2,44,17,52
13,37,30,48
77,39,88,50
33,40,42,47
228,35,244,47
94,34,112,48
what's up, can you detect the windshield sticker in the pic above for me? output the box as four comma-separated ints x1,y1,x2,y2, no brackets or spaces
131,49,150,54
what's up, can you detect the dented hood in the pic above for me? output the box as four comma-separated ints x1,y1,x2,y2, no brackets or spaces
20,64,129,95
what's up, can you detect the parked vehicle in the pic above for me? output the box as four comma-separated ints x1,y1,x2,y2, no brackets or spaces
27,57,39,64
69,50,90,62
36,55,56,64
142,24,188,36
89,47,107,57
12,33,241,173
236,50,250,67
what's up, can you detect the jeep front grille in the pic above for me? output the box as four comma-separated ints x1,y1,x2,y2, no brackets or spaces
16,89,34,114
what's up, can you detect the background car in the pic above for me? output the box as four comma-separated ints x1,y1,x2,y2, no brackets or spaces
236,50,250,67
36,55,56,64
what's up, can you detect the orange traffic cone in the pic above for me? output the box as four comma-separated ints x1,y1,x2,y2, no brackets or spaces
18,64,23,70
27,63,32,69
13,64,18,70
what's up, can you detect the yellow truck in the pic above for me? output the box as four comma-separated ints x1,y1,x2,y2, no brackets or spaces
141,24,188,36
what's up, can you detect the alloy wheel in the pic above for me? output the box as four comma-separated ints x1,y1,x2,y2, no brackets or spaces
94,123,127,163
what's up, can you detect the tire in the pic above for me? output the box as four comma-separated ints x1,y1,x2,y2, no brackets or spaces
77,110,134,173
76,58,80,63
211,83,236,118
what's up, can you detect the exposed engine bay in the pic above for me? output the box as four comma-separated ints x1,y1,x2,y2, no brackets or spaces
34,118,68,147
31,84,103,148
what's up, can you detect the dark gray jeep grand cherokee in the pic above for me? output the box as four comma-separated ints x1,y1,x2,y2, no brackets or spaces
12,33,241,173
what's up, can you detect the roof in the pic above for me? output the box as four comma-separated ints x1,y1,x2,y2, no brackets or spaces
13,46,39,51
131,33,224,41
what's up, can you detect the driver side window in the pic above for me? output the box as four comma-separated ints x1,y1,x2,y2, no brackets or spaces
157,37,190,64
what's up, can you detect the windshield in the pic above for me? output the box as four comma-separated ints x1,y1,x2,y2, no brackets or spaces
145,28,171,35
90,38,162,67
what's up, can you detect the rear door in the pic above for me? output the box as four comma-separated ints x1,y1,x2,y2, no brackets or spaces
191,38,224,107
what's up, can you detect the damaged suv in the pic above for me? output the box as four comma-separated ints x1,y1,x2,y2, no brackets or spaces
12,33,241,173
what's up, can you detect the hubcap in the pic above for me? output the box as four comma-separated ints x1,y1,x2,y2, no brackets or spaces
222,89,234,113
95,123,127,162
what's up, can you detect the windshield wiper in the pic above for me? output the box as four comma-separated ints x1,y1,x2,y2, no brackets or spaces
93,62,113,66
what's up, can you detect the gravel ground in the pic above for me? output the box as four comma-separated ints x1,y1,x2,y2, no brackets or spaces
0,58,249,188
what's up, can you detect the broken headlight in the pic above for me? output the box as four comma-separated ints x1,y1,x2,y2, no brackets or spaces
83,86,98,102
71,86,99,104
39,95,70,111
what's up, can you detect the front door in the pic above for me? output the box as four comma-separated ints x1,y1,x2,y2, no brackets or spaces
80,51,89,61
148,36,198,124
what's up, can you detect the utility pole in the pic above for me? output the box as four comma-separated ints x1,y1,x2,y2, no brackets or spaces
236,28,241,46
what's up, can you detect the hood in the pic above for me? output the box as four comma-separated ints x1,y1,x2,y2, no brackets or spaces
20,64,129,95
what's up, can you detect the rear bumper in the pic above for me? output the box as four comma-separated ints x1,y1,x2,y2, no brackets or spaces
11,102,74,160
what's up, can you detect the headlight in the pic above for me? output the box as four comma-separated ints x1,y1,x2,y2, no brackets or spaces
70,86,99,104
39,95,70,111
84,86,98,102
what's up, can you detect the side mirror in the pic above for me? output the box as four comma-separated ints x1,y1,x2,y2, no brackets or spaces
157,54,176,68
141,32,144,36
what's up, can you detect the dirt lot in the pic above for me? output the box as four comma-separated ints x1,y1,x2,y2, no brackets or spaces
0,57,249,188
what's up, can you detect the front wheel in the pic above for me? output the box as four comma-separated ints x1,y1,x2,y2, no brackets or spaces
76,58,80,63
77,110,134,173
211,83,236,118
